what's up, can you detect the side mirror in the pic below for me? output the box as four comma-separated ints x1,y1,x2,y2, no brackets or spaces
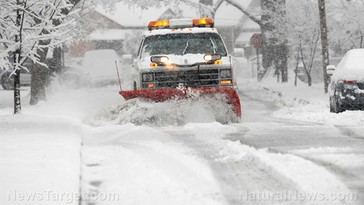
326,65,336,77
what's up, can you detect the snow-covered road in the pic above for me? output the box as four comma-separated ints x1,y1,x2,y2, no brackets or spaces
1,82,363,205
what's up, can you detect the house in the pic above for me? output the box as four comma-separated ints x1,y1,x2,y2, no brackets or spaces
69,8,130,56
234,0,261,57
71,1,253,56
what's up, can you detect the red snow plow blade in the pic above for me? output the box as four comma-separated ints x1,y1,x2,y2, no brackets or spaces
119,87,241,118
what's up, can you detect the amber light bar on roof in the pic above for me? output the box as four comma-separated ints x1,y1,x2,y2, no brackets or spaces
192,18,214,27
148,19,170,30
148,18,214,30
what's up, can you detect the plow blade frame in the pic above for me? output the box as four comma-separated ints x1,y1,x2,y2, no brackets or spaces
119,87,242,118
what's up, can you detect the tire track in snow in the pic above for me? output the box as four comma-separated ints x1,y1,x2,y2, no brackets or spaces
79,125,229,205
163,127,308,205
236,89,363,205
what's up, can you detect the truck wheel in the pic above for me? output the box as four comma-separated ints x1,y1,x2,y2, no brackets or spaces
1,73,14,90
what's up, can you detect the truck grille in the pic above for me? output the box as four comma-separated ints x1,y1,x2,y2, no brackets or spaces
142,68,227,88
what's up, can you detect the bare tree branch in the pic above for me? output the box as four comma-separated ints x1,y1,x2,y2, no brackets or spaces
224,0,262,26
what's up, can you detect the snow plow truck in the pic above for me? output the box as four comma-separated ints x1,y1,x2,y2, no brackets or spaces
119,18,242,120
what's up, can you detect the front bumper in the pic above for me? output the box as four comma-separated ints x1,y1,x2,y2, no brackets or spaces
338,89,364,110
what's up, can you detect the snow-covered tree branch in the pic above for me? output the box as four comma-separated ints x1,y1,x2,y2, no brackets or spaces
0,0,79,107
0,0,78,72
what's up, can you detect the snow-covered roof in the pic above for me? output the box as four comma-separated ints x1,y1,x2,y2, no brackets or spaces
87,29,134,41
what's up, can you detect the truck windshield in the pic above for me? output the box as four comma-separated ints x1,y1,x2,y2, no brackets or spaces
141,33,227,57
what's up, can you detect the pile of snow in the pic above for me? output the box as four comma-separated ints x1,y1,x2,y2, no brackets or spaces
239,79,364,127
94,94,238,126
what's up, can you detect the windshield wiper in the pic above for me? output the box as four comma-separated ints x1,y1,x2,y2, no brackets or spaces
182,40,189,55
210,38,217,54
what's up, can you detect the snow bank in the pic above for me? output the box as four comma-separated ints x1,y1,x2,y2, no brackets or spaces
0,85,121,205
239,79,364,128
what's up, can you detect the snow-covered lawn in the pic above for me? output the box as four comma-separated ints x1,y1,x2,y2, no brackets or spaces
0,115,81,205
0,88,82,205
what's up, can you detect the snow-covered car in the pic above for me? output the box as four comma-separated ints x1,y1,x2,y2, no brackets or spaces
0,69,31,90
78,49,120,86
328,49,364,113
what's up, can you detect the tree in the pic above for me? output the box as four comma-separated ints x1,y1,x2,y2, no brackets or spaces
287,0,320,87
327,0,364,52
0,0,79,109
223,0,289,83
30,0,81,105
318,0,330,93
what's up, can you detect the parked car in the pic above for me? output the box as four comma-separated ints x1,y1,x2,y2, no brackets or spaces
0,68,31,90
328,49,364,113
60,49,121,88
80,49,120,86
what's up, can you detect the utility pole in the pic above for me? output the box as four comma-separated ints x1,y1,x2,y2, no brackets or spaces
14,0,24,114
318,0,330,93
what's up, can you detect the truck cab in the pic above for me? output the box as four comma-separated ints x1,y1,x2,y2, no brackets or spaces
132,18,236,90
120,18,241,119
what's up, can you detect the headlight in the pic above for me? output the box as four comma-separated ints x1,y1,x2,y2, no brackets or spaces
220,69,232,78
160,57,170,64
142,73,154,82
204,54,221,63
151,56,170,65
